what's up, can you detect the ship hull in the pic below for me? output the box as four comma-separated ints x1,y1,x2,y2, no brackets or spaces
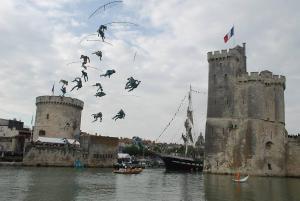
160,155,203,172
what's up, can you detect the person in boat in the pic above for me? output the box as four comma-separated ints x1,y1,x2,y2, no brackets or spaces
71,77,82,91
95,91,106,98
81,70,88,82
80,55,90,69
92,50,102,61
93,82,103,92
112,109,125,121
92,112,102,122
236,172,240,180
100,69,116,78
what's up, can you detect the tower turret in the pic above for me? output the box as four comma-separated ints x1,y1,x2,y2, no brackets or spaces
207,44,247,118
204,44,287,176
33,96,84,140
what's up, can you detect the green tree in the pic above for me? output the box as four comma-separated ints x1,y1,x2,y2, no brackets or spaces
123,145,141,156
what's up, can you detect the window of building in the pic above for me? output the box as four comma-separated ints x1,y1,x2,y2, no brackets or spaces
39,130,46,136
265,141,273,150
268,163,272,170
46,114,49,120
271,131,272,139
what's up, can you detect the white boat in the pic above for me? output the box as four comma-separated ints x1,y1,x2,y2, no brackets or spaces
232,175,249,183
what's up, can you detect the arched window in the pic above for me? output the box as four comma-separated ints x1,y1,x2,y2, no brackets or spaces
265,141,273,150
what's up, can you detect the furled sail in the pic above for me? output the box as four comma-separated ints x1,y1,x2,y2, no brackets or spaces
182,133,188,143
184,86,194,144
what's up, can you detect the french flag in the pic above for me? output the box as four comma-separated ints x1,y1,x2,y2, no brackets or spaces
224,26,234,43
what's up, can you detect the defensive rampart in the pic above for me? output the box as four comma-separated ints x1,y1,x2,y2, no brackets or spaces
33,96,84,140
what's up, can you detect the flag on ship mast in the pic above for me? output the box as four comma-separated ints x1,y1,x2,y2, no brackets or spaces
224,26,234,43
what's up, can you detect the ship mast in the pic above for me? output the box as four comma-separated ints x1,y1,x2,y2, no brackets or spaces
184,85,194,156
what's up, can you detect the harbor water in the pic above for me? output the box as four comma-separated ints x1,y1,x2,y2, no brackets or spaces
0,167,299,201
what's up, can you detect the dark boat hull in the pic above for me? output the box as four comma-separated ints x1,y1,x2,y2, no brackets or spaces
160,155,203,172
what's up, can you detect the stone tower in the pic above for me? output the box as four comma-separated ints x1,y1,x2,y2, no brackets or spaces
33,96,84,140
205,44,287,176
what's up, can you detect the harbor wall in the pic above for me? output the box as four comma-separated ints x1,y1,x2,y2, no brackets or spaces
286,135,300,177
23,135,119,167
205,119,286,176
33,96,84,140
23,144,80,167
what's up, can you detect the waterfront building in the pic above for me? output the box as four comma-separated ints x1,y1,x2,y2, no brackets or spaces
33,95,84,140
0,118,31,161
23,95,118,167
204,44,300,177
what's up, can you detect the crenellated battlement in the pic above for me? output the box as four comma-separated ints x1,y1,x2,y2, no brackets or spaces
237,71,286,88
287,134,300,144
36,96,84,109
204,43,295,177
288,134,300,138
207,45,245,61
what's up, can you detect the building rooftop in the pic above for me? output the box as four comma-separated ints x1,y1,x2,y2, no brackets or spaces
36,136,80,145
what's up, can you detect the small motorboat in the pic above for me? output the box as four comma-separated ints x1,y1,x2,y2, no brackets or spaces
113,167,143,174
232,175,249,183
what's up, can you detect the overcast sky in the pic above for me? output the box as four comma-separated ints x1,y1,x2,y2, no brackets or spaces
0,0,299,142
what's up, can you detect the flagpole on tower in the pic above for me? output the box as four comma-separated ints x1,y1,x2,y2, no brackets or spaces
233,24,236,47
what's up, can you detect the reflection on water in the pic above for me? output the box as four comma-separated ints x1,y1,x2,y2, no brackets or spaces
0,167,299,201
204,174,300,201
24,168,79,201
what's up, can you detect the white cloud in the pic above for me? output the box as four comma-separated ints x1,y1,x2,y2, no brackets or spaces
0,0,299,141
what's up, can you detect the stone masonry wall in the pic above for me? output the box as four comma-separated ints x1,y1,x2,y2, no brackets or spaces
286,136,300,177
23,144,80,166
204,44,291,176
80,135,119,167
205,119,286,176
33,96,84,140
23,135,118,167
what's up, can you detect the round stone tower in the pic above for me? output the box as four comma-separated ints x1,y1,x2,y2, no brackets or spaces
33,96,84,140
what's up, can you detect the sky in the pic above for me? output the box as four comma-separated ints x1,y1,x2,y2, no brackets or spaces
0,0,299,143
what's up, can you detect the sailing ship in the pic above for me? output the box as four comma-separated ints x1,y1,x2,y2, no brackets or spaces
159,86,203,172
